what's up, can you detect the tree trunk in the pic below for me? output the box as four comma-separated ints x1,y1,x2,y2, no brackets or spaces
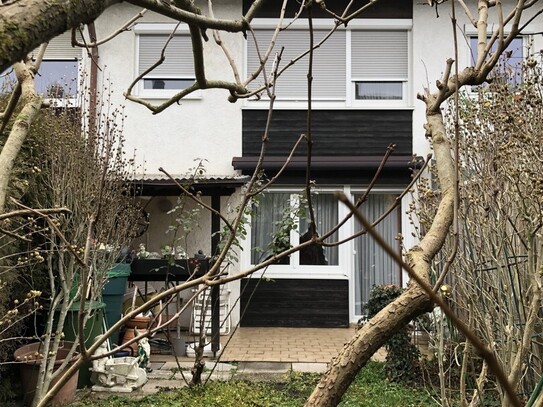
0,0,119,73
306,109,456,406
0,62,42,212
306,283,433,406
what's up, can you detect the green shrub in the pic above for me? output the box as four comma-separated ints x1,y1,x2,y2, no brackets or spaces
69,362,437,407
364,285,421,384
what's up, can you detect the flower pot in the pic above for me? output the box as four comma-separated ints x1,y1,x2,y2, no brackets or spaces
14,341,79,406
121,316,151,351
124,316,151,330
171,337,186,356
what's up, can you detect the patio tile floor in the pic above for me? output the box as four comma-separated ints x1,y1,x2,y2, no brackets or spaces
219,326,386,363
148,326,387,366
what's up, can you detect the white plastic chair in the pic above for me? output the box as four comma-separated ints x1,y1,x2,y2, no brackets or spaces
190,285,231,336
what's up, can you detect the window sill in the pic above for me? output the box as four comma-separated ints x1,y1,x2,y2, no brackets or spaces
242,102,415,110
247,266,348,280
136,90,202,101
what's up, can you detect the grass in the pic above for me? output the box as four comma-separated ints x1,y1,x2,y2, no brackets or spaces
70,361,438,407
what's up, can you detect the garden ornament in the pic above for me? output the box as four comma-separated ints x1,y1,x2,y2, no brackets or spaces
89,335,147,392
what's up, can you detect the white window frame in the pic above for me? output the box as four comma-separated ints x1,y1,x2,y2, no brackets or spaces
244,187,350,280
134,23,200,100
243,186,403,280
349,29,411,108
244,19,413,110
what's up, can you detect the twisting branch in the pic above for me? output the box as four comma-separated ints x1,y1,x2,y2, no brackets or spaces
243,19,342,100
303,6,317,238
124,23,184,97
0,82,21,135
249,133,305,196
434,0,461,291
317,0,383,23
0,205,71,221
242,0,289,90
10,199,86,268
457,0,478,26
325,154,431,248
319,144,397,243
0,44,46,212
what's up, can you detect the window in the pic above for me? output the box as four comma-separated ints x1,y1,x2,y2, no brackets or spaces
38,32,82,98
35,60,79,98
251,192,291,264
351,30,408,101
354,194,401,314
469,36,524,87
246,24,410,105
250,192,339,266
0,32,81,98
137,32,195,97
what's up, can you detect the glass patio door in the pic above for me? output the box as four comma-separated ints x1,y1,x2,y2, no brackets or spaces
354,194,401,315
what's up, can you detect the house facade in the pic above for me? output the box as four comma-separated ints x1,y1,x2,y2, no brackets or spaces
15,0,541,329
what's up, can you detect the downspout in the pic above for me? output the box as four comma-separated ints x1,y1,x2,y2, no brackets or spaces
87,23,99,135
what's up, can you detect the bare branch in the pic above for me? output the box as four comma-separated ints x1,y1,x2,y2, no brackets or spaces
0,206,71,221
208,0,241,85
127,0,249,32
457,0,478,26
73,9,148,48
158,167,234,232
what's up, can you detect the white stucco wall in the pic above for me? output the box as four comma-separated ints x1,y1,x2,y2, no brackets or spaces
93,1,243,177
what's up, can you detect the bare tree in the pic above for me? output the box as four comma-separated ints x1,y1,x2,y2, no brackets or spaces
419,58,543,406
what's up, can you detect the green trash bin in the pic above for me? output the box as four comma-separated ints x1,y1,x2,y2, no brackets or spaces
102,263,131,346
61,300,106,388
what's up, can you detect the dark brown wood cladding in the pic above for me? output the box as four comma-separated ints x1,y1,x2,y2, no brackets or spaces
243,0,413,19
242,109,412,156
240,278,349,327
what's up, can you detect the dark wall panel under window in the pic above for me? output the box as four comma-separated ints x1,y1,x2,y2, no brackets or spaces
242,109,412,156
243,0,412,19
240,278,349,328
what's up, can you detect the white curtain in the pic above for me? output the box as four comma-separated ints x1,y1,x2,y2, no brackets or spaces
355,81,402,100
251,193,339,266
354,194,401,314
251,193,290,264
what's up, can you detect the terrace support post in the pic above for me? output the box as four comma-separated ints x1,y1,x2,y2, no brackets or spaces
211,193,221,356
